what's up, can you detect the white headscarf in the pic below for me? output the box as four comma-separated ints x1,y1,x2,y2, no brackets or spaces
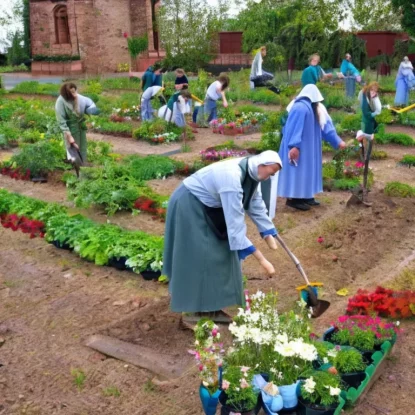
286,84,329,129
247,150,282,181
402,56,413,70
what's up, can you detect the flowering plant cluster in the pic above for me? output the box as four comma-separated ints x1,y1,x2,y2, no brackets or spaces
117,63,129,73
189,319,225,394
200,148,250,162
221,365,258,411
343,160,365,178
111,106,141,121
227,291,316,385
300,371,342,407
133,197,167,220
148,132,180,144
347,286,415,318
332,315,399,351
1,213,45,238
210,112,267,133
1,165,31,181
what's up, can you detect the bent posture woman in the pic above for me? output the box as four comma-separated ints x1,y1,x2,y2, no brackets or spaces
163,151,282,324
55,82,100,163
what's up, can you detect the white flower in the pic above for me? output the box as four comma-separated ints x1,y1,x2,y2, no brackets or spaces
303,377,316,394
329,386,341,396
327,349,338,358
396,321,400,326
323,357,329,364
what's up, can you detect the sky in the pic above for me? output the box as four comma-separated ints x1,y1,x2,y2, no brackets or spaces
0,0,22,52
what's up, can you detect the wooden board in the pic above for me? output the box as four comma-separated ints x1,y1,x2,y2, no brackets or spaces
86,334,190,380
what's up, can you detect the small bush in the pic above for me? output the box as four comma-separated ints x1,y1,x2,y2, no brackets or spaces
333,178,360,190
258,131,282,151
376,132,414,146
399,154,415,167
340,114,361,132
375,110,395,125
384,182,415,197
235,104,265,114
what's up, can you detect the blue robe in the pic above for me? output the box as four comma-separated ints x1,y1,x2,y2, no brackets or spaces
340,59,360,76
301,65,321,86
277,97,342,199
394,64,415,106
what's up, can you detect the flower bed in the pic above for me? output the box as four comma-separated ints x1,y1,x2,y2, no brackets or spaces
110,106,141,122
132,119,193,144
0,189,163,275
0,166,31,181
347,286,415,318
0,213,45,238
200,148,251,162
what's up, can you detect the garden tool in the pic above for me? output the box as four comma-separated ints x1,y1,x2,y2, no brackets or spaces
389,102,415,114
274,234,330,318
346,131,374,207
64,144,84,178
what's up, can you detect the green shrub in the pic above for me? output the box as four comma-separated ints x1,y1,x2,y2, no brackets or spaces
384,182,415,197
101,77,141,90
10,140,68,177
375,110,395,125
322,162,336,179
339,113,361,132
33,54,81,62
20,129,43,143
399,111,415,127
399,154,415,167
371,150,388,160
333,178,360,190
0,121,21,143
87,141,113,165
260,111,286,133
376,131,414,146
0,64,29,73
234,104,265,114
258,131,282,151
332,348,366,374
91,117,133,136
82,80,103,96
123,155,177,180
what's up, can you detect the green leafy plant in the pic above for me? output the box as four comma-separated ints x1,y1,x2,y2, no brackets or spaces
71,368,86,390
11,81,60,96
384,182,415,197
33,54,81,62
10,140,68,177
102,386,121,397
330,348,366,374
127,35,148,59
123,154,177,180
221,366,258,411
300,371,341,408
399,154,415,167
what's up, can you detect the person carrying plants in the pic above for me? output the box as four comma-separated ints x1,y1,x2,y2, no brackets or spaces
141,85,164,121
301,54,332,87
158,89,192,127
358,82,382,134
163,151,282,324
204,74,230,123
277,84,346,211
55,82,100,163
394,56,415,107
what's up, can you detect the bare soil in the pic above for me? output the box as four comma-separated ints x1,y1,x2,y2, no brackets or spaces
0,124,415,415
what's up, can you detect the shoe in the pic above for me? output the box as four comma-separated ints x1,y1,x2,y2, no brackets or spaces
268,85,281,95
303,198,320,206
286,199,311,211
181,310,232,325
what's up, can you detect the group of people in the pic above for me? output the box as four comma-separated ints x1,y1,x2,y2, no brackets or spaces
54,53,401,325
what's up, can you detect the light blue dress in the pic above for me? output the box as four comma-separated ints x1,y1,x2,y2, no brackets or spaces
277,97,342,199
394,63,415,106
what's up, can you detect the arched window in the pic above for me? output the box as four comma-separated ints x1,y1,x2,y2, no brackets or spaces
54,6,70,44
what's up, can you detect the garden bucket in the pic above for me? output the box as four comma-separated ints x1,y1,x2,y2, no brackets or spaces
199,384,220,415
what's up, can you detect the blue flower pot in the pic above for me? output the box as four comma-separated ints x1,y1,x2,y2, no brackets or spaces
262,391,284,414
279,381,299,409
199,384,220,415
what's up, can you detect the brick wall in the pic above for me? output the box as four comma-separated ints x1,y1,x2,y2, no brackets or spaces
30,0,153,74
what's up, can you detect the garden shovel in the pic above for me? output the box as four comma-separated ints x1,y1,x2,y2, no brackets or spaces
346,131,374,207
274,234,330,318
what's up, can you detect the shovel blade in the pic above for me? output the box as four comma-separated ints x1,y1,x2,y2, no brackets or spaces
311,300,331,318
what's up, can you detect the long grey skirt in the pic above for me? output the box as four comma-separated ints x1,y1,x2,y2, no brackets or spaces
163,184,243,312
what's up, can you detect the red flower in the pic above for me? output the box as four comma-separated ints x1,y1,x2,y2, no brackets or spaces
317,236,324,244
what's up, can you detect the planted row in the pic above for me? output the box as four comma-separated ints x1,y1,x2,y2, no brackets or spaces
0,189,163,273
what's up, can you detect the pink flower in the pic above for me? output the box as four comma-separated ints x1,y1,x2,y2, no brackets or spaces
123,32,128,38
199,365,204,371
355,161,364,168
317,236,324,244
240,378,250,389
222,379,230,390
240,366,250,373
212,328,218,337
344,161,351,167
338,315,349,323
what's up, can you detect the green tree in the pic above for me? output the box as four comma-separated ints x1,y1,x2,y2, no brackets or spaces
7,30,27,66
157,0,229,71
347,0,401,30
391,0,415,36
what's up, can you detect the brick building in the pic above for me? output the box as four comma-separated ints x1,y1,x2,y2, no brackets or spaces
29,0,164,74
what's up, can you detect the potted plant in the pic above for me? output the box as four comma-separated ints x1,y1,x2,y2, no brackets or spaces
189,319,224,415
329,347,367,388
219,365,259,415
298,371,342,415
324,315,399,360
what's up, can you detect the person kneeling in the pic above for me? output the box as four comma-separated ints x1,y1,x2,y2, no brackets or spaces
141,86,164,122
